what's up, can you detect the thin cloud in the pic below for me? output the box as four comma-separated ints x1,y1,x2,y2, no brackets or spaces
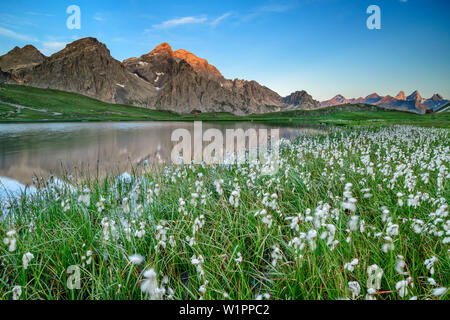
0,26,38,42
0,14,36,27
211,13,232,27
151,16,207,30
241,2,295,22
26,12,55,17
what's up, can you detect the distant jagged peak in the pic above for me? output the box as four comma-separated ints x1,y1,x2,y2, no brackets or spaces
283,90,319,109
430,93,443,101
288,90,309,96
365,92,381,99
407,90,422,101
395,91,406,100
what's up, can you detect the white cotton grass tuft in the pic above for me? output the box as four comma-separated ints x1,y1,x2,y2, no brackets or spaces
366,264,383,296
22,252,34,270
424,256,437,275
395,255,408,275
348,281,361,299
255,293,271,300
129,254,144,265
234,252,243,264
395,278,413,298
432,287,447,297
3,229,17,252
77,187,91,206
344,258,359,272
140,268,164,300
12,286,22,300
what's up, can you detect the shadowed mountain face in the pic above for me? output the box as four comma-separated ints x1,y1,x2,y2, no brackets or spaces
407,90,422,101
282,91,320,110
320,90,447,114
0,70,9,83
8,38,158,106
0,45,46,72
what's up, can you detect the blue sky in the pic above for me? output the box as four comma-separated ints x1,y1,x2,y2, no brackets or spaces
0,0,449,100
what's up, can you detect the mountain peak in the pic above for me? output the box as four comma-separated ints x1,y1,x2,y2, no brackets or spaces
173,48,223,81
430,93,443,101
51,37,110,60
366,93,381,99
395,91,406,100
407,90,422,101
149,42,173,56
283,90,319,109
68,37,102,48
0,44,46,72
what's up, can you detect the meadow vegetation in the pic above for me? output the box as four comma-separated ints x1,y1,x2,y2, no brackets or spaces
0,125,448,300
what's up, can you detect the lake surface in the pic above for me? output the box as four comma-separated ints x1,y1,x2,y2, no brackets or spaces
0,122,326,186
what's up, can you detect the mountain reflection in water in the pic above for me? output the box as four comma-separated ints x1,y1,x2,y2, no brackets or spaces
0,122,327,186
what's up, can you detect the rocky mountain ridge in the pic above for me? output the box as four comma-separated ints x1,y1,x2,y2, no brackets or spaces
0,38,446,115
0,45,46,72
1,39,290,114
320,90,448,114
283,90,320,110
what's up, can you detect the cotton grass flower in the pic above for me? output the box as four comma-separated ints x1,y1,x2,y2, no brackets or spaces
12,286,22,300
3,229,17,252
141,269,164,300
395,255,408,275
129,254,144,265
22,252,34,270
427,278,437,286
424,256,437,275
432,287,447,297
78,188,91,206
344,258,359,272
348,281,361,299
255,293,271,300
235,252,243,265
81,250,92,266
191,255,205,278
366,264,383,299
342,183,357,212
348,215,359,231
270,245,282,267
395,278,413,298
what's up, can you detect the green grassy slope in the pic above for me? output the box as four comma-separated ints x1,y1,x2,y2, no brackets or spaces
0,83,178,121
0,83,448,127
